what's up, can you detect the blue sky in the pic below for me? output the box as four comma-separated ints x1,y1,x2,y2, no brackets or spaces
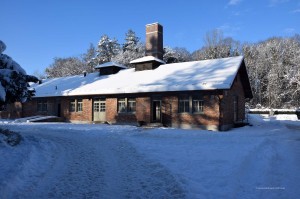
1,0,299,75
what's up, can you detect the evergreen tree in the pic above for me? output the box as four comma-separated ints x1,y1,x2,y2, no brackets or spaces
0,40,38,107
96,35,120,64
123,29,140,52
112,29,145,67
82,43,97,72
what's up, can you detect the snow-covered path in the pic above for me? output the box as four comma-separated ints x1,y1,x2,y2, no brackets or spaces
1,114,300,199
0,124,185,199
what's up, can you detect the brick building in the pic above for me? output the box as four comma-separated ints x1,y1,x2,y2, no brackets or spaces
0,23,252,130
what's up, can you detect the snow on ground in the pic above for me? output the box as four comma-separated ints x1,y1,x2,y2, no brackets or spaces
0,114,299,199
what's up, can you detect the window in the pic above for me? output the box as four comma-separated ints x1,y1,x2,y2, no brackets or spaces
77,99,83,112
70,99,76,112
118,97,136,113
178,95,205,114
179,96,190,113
118,98,126,113
94,102,99,112
193,98,204,113
70,99,83,112
37,100,47,112
94,98,106,112
128,98,136,113
100,99,106,112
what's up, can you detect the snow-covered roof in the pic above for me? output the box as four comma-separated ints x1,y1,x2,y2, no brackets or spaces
94,62,127,69
130,56,166,64
32,56,244,97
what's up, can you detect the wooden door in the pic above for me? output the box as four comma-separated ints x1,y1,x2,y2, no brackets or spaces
93,98,106,122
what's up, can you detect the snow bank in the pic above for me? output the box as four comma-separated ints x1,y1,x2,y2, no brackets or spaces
274,114,298,121
250,108,297,113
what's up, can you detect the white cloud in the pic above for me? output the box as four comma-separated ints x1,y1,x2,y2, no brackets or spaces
228,0,242,6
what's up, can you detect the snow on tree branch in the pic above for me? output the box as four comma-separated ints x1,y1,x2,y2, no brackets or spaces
0,40,38,106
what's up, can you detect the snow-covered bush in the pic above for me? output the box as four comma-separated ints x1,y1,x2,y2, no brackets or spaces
0,40,38,105
0,129,22,146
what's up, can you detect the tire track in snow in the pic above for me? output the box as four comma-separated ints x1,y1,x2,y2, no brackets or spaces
232,138,285,199
21,131,107,199
2,124,186,198
99,133,186,198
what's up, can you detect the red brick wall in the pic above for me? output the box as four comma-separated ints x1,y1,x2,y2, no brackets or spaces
19,79,246,130
145,23,163,60
62,98,92,122
136,97,151,123
106,98,117,123
0,102,22,119
22,100,35,117
23,98,57,117
106,97,142,124
61,98,69,120
162,94,220,129
221,72,246,126
23,97,92,123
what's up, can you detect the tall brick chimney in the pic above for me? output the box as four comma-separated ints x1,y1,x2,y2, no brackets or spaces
130,22,165,71
145,22,163,60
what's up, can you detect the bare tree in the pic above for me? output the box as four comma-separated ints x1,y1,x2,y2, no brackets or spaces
45,57,88,78
192,29,241,60
243,36,300,108
163,46,192,63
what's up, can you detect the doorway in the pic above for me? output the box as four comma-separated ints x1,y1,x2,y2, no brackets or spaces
152,100,161,122
93,98,106,122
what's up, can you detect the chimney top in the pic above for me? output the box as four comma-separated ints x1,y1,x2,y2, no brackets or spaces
130,23,164,71
145,22,163,60
145,22,161,27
